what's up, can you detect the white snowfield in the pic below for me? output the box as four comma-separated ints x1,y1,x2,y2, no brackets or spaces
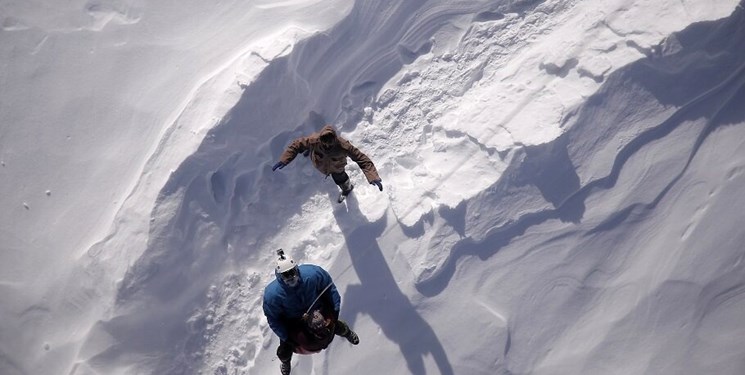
1,0,744,374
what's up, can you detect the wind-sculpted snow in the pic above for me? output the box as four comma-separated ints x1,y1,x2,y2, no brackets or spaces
359,0,740,289
420,3,745,289
418,5,745,374
79,0,505,373
2,0,743,373
64,1,745,375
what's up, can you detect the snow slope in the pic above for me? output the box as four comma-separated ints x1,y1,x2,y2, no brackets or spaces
1,0,744,374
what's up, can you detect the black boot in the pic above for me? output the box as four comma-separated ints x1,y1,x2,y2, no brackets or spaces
344,329,360,345
341,179,354,196
335,320,360,345
337,179,354,203
277,341,293,375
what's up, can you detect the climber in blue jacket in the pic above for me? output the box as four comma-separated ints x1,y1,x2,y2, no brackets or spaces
263,249,359,375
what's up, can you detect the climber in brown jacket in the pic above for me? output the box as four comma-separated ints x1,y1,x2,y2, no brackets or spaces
272,125,383,202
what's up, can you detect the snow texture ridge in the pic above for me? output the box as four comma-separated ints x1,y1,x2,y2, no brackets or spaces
1,0,744,374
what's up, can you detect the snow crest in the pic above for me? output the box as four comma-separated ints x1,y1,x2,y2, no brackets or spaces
1,0,743,375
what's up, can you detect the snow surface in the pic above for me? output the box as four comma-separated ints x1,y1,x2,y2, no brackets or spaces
1,0,744,374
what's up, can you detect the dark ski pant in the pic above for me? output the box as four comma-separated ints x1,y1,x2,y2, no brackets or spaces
331,171,349,186
277,320,354,363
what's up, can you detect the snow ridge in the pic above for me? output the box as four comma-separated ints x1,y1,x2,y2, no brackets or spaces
77,0,506,373
417,2,745,293
61,1,745,375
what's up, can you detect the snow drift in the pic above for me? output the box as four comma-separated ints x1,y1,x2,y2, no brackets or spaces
1,0,744,374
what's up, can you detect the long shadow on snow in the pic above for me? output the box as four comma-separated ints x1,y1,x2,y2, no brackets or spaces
416,4,745,297
90,0,505,372
332,195,454,375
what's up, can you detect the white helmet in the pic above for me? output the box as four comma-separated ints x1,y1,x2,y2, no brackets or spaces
275,249,299,287
276,249,296,273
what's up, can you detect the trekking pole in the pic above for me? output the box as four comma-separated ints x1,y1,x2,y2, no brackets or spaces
303,282,334,320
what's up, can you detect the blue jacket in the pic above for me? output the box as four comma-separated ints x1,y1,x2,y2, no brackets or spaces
263,264,342,342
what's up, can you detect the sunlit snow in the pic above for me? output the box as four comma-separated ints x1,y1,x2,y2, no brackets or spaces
1,0,744,374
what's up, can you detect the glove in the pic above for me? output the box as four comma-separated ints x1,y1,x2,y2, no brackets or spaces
272,161,286,171
370,179,383,191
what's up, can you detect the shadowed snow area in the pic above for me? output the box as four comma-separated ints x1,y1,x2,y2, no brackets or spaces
1,0,744,374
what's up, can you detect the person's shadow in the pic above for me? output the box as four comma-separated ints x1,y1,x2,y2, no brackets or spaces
331,194,453,375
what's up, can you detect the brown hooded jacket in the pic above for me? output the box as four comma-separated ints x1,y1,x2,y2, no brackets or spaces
278,125,380,182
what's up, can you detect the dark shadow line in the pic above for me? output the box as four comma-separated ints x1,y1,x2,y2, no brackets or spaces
416,8,745,297
332,195,454,375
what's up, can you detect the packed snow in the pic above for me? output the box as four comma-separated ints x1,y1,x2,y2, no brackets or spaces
1,0,744,374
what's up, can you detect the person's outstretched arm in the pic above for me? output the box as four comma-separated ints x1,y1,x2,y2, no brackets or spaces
341,139,382,190
273,136,312,170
